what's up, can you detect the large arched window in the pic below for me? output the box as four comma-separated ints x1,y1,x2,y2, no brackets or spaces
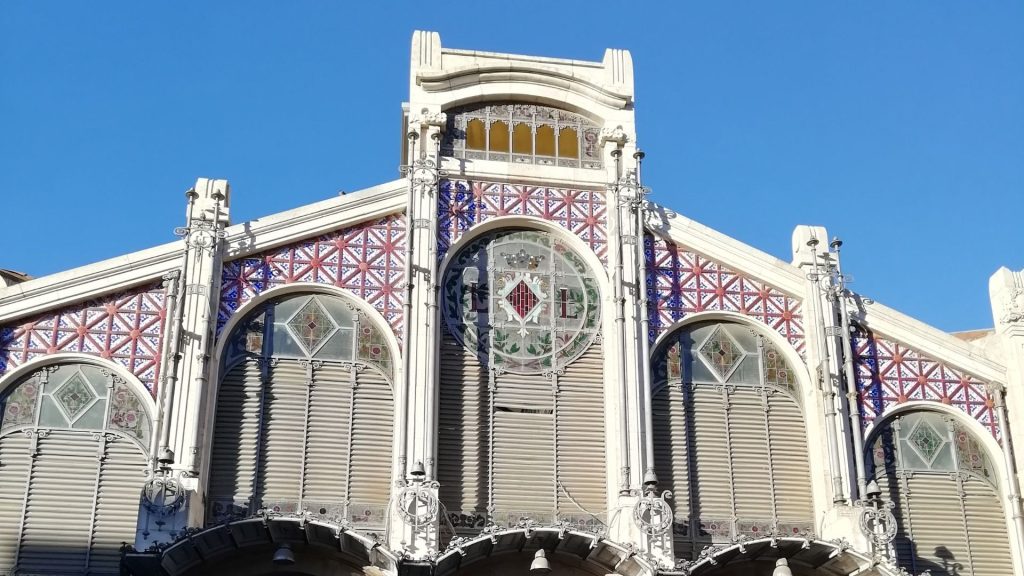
651,322,814,560
437,229,605,537
207,293,395,531
868,411,1012,575
441,103,603,169
0,362,152,575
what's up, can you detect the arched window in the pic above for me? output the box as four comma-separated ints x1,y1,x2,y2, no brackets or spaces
437,229,605,538
442,103,603,169
651,322,813,560
0,362,152,575
207,293,394,530
869,411,1012,575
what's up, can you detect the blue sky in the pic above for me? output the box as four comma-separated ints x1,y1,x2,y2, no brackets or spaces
1,1,1021,332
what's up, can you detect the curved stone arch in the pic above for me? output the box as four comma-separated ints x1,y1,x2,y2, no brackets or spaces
652,310,813,403
202,283,402,507
860,402,1019,575
681,537,898,576
433,527,656,576
648,310,829,539
139,515,400,576
438,215,610,291
863,401,1008,497
0,351,158,456
212,282,401,387
441,96,608,127
420,66,632,114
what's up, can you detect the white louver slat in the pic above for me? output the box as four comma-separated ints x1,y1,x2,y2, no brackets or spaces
689,386,731,528
555,343,606,522
963,476,1013,575
88,435,147,575
492,371,555,522
259,359,307,512
438,333,489,522
882,470,1012,576
301,362,351,514
766,393,814,525
0,432,30,572
728,388,772,524
348,368,394,528
18,430,96,574
652,383,692,558
208,361,262,519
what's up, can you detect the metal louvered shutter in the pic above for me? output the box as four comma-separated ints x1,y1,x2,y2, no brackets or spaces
492,371,555,522
962,477,1013,575
555,342,606,522
766,393,813,525
208,360,262,519
347,368,393,528
652,383,692,558
690,385,731,532
88,435,147,575
438,332,489,523
883,471,1012,576
728,388,772,525
18,430,97,574
258,359,307,511
301,362,351,515
0,432,30,572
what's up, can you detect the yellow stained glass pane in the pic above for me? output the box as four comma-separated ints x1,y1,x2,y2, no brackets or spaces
512,123,532,154
558,127,579,159
490,121,510,152
466,118,486,150
536,124,555,157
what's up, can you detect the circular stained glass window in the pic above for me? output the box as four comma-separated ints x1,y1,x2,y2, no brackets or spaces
441,230,601,373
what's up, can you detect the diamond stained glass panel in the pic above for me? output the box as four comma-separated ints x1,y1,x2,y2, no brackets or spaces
287,298,336,355
907,421,945,465
55,372,97,421
506,280,540,320
699,327,742,380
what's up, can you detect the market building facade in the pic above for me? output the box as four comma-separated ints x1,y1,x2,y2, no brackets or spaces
1,31,1023,576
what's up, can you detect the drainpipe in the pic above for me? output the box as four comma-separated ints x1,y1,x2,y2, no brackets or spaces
424,128,442,480
831,239,867,500
632,150,657,486
157,187,198,467
611,148,632,495
150,269,180,469
397,129,419,480
808,237,847,503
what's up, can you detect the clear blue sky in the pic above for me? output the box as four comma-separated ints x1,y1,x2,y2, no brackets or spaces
1,1,1021,332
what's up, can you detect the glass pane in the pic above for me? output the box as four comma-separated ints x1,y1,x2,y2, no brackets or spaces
512,123,532,154
317,328,355,361
38,395,69,427
489,121,510,153
536,125,555,157
558,127,579,159
466,118,486,150
270,322,307,358
75,401,106,430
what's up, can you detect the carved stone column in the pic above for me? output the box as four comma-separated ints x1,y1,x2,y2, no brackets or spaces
989,267,1024,573
168,178,230,526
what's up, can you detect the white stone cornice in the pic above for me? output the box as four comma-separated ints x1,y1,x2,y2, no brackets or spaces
0,179,408,324
650,202,806,297
0,242,180,324
222,178,407,259
857,299,1006,383
652,206,1006,383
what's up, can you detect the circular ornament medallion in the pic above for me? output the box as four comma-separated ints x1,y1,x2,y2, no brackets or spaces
441,230,601,374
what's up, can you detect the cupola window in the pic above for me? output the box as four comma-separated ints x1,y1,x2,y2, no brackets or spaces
442,103,603,169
